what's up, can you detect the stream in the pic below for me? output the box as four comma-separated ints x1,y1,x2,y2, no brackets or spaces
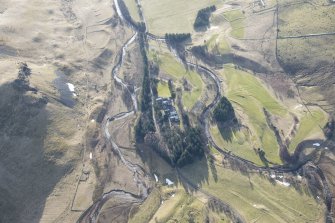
77,3,145,222
78,0,333,221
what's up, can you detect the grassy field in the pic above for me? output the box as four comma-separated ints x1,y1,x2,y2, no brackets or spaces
129,188,161,223
223,9,244,22
205,34,230,55
219,65,287,164
223,10,245,39
289,107,328,153
230,19,245,39
277,36,335,73
157,81,171,98
141,0,223,35
181,158,325,223
140,184,210,223
124,0,141,22
278,1,335,36
210,124,262,165
149,50,204,110
211,11,226,26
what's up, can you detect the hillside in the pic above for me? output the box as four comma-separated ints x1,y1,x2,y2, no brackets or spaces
0,0,334,222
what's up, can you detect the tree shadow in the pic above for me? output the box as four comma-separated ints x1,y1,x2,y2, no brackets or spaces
177,156,210,194
136,143,181,187
217,121,239,143
0,82,73,222
136,140,211,196
208,154,218,183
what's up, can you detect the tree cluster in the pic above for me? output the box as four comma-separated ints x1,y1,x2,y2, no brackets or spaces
117,0,146,32
213,96,236,123
162,126,205,167
165,33,191,44
152,87,205,167
13,62,33,91
168,79,176,99
324,119,335,139
135,34,155,142
193,5,216,29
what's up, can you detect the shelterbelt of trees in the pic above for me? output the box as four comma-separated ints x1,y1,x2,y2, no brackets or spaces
135,34,156,142
165,33,191,45
213,96,236,123
194,5,216,29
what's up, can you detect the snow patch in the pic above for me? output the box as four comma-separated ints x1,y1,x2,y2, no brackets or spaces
66,83,75,92
313,143,320,147
166,178,174,186
209,26,219,31
294,104,303,110
276,180,290,187
89,152,92,160
154,174,158,182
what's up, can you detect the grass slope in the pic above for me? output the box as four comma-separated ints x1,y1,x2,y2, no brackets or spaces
123,0,141,22
149,51,203,110
129,188,161,223
182,158,325,223
278,1,335,36
223,10,245,38
205,34,230,55
157,81,171,98
142,0,223,35
210,124,262,165
289,108,328,153
221,65,287,164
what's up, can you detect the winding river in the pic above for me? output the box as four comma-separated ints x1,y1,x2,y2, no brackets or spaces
77,0,333,221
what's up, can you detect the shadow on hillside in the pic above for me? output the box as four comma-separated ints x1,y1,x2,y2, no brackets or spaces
0,82,73,223
217,121,239,143
137,143,181,188
191,47,268,73
177,156,212,193
137,143,211,193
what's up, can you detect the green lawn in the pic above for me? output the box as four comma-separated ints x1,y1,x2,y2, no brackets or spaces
181,158,325,223
141,0,223,35
289,108,328,153
157,81,171,98
221,65,287,164
154,52,204,110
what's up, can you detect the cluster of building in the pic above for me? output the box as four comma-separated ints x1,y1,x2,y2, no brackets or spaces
156,97,180,124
